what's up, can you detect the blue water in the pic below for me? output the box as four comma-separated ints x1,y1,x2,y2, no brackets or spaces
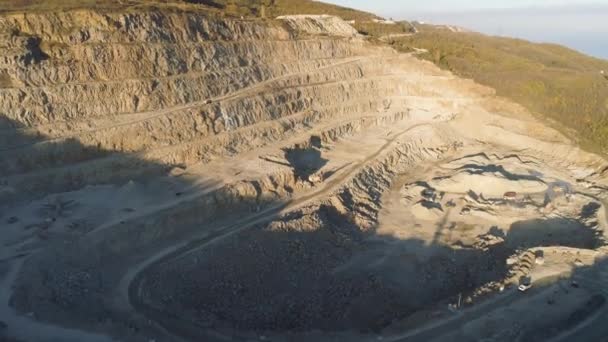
533,32,608,60
409,7,608,61
491,30,608,60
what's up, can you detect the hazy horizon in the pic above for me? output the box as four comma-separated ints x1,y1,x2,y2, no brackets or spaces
323,1,608,59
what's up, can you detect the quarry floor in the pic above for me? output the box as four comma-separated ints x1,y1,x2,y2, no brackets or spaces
1,13,608,342
2,94,608,342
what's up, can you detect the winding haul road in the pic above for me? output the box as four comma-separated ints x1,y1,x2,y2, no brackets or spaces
124,126,608,342
125,122,436,330
4,120,607,341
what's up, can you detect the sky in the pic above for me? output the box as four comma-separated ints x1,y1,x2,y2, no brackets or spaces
323,0,608,59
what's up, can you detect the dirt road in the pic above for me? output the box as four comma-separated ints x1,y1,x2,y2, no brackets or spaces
124,122,435,340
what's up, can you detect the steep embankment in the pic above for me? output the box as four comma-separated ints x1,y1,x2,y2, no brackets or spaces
389,25,608,153
1,4,608,342
0,10,383,196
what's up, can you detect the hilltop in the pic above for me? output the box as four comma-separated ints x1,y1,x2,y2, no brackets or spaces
0,0,376,19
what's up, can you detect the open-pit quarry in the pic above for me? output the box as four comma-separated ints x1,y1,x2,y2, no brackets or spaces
1,8,608,342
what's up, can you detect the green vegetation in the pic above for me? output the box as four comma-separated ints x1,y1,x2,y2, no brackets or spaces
0,0,138,12
0,0,378,19
193,0,378,20
264,0,378,20
353,21,414,38
388,26,608,153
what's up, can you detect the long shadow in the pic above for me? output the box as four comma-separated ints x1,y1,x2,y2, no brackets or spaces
132,200,608,340
0,28,606,342
134,205,510,337
0,14,335,341
455,163,544,182
0,115,186,200
506,217,601,250
129,196,608,341
516,257,608,342
0,110,266,341
393,215,607,342
396,257,608,342
283,136,328,181
184,0,224,9
2,102,607,342
3,102,607,342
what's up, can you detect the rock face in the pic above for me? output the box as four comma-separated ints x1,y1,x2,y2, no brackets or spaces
0,11,376,195
1,6,608,342
277,14,359,37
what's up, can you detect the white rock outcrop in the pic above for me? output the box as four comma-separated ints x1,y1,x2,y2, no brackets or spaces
276,15,359,37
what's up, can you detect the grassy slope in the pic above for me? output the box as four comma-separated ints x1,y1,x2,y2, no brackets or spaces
0,0,379,19
263,0,378,20
389,26,608,153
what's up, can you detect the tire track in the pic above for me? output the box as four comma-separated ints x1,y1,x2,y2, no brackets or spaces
123,122,434,340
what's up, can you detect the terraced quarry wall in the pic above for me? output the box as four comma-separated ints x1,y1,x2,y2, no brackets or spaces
0,11,379,195
1,6,608,342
